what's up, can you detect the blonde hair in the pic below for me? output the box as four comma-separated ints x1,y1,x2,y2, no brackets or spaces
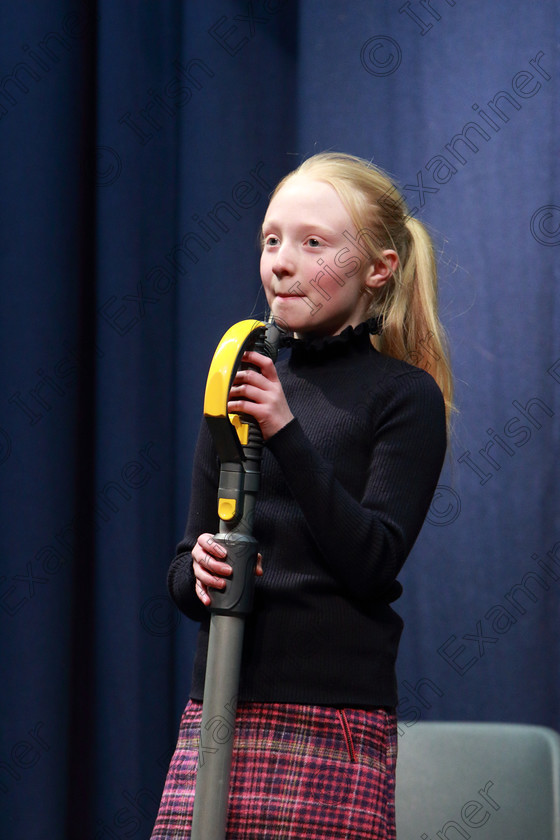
270,152,454,426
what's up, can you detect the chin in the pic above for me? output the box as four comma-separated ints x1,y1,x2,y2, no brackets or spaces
270,303,302,331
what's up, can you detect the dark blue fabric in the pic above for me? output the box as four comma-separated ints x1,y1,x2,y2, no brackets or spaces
0,1,558,838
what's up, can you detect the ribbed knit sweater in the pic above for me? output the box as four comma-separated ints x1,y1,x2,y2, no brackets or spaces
168,322,447,708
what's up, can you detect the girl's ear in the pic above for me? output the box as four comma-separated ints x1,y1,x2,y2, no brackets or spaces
365,249,399,290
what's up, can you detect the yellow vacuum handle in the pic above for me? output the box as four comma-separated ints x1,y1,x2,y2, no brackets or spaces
203,319,265,468
203,319,265,418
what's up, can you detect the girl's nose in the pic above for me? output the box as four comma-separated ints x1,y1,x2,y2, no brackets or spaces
272,242,296,277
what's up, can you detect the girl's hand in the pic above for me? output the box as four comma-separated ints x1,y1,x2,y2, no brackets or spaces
227,350,294,440
192,532,263,606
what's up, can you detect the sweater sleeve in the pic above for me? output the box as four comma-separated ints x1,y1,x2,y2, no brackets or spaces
167,421,220,621
265,368,447,601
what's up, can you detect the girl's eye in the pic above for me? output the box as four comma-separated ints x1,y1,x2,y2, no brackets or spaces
306,237,321,247
264,235,279,247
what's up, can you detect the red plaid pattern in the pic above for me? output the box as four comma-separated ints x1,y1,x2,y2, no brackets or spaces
151,701,397,839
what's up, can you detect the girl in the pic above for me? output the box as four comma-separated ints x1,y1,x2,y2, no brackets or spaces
151,152,452,839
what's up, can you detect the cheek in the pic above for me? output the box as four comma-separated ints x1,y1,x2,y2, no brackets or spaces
260,252,270,282
307,262,347,298
260,254,274,296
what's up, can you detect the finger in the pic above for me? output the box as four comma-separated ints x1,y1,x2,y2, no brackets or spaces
195,579,211,606
227,398,267,421
200,533,228,559
193,540,232,575
195,536,230,569
193,558,229,591
193,550,232,577
241,351,276,379
228,382,263,403
231,369,269,393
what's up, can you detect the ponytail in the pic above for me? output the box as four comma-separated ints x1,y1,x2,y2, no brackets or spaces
374,216,454,427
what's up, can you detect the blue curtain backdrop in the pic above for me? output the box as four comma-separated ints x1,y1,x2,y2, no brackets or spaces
0,1,558,837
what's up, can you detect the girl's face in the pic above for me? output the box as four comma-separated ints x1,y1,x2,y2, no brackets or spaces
260,175,377,337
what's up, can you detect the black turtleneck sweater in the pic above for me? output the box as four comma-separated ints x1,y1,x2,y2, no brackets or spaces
168,323,447,708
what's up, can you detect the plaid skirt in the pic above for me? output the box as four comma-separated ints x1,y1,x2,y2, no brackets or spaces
150,700,397,840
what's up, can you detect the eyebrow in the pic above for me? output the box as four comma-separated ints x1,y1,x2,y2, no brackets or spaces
261,221,339,236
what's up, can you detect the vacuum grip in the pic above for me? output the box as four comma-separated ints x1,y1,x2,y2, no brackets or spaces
208,533,259,616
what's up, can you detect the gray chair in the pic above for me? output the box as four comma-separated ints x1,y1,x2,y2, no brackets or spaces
395,722,560,840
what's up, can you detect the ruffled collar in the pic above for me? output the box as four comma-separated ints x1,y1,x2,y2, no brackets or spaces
280,316,382,362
